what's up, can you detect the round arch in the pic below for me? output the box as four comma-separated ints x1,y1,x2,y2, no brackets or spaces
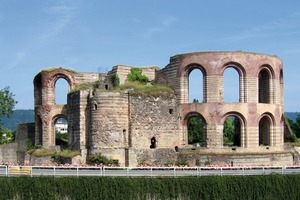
222,62,246,103
185,64,207,103
259,113,275,146
221,62,246,77
222,112,246,147
50,73,74,105
258,66,273,104
183,112,207,146
52,114,68,147
258,64,275,79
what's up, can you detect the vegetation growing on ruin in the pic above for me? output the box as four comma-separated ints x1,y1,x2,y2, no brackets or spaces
43,67,76,73
70,81,101,93
0,175,300,199
27,148,80,159
86,153,119,166
126,67,149,83
111,74,120,87
28,148,55,157
51,149,81,164
119,81,174,98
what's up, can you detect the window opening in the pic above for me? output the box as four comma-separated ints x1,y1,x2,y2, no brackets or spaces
54,117,68,149
150,137,157,149
259,116,271,146
223,116,241,147
55,78,69,105
258,69,270,103
224,67,239,102
189,68,203,103
188,116,204,146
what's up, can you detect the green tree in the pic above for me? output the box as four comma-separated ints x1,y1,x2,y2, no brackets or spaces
291,116,300,138
126,68,149,83
0,87,17,118
111,74,120,87
284,115,298,142
188,116,203,144
223,117,234,145
0,87,17,144
0,127,14,144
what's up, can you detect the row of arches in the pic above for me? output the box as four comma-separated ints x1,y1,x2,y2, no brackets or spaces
188,64,283,103
185,112,280,147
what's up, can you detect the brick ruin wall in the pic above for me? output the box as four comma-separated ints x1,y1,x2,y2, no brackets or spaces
157,52,284,150
8,51,293,167
67,90,180,166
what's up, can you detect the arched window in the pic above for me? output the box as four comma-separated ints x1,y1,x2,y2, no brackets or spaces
55,78,69,105
223,116,241,147
54,116,68,148
188,68,204,103
259,116,271,146
258,69,271,103
187,114,206,146
223,67,239,102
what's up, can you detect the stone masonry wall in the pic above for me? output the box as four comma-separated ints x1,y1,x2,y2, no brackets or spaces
129,94,180,165
68,90,90,151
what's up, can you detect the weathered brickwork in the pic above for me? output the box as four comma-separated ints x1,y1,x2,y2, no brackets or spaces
30,51,290,167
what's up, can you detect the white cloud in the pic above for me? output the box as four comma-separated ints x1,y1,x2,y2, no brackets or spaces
221,11,300,43
39,5,75,41
145,15,177,38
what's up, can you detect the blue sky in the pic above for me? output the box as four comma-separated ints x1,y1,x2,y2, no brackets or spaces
1,0,300,111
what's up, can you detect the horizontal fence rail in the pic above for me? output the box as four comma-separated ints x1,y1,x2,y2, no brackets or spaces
1,165,300,177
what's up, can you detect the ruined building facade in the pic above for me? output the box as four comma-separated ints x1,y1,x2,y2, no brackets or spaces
33,51,288,166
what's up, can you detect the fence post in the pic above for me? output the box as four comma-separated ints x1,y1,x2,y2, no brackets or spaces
199,167,202,177
221,167,223,176
151,167,153,177
54,166,56,176
174,168,176,177
77,166,79,177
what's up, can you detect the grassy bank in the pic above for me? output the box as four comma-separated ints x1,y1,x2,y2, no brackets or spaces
0,175,299,199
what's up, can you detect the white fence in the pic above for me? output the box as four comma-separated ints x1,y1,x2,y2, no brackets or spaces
1,165,300,177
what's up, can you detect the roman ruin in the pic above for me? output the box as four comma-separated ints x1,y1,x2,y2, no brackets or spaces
31,51,291,166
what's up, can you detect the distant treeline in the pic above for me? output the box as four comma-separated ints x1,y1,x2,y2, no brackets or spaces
0,175,300,199
1,109,300,131
1,109,34,131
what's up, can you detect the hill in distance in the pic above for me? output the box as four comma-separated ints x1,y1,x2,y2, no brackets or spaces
1,109,34,131
1,110,300,131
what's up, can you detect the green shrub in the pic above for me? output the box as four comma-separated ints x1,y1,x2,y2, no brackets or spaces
126,68,149,83
30,148,55,157
86,153,119,166
119,81,174,98
1,175,300,199
111,74,120,87
175,159,189,166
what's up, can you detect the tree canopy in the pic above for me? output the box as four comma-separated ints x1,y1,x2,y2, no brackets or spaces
0,87,17,118
0,87,17,144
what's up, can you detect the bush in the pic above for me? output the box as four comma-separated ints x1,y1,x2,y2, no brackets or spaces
175,159,189,166
86,153,119,166
119,81,174,98
29,148,55,157
111,74,120,87
126,68,149,83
